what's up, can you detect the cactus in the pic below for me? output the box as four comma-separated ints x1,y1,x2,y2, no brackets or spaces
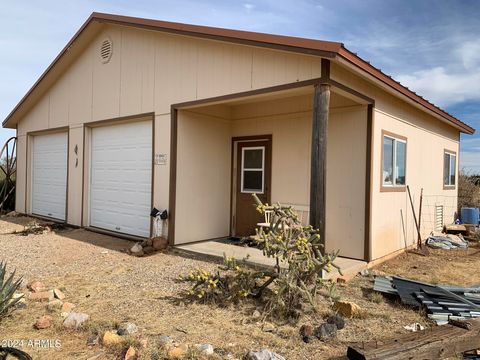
0,261,23,318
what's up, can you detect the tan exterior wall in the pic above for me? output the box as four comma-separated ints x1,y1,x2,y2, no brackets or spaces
331,62,460,260
175,111,232,244
174,94,367,259
15,23,323,234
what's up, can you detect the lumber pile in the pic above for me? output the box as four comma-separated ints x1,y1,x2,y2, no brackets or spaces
347,318,480,359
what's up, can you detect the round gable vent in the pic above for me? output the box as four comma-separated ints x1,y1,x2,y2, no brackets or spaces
99,38,113,64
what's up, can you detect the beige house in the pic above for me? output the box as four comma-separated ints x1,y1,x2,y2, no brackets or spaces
3,13,475,263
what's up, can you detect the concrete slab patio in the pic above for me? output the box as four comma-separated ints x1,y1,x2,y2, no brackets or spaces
176,240,367,280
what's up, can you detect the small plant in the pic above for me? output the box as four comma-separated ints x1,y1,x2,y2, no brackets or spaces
367,291,384,304
180,195,342,321
0,261,23,319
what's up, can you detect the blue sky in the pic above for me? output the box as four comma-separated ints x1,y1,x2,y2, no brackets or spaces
1,0,479,172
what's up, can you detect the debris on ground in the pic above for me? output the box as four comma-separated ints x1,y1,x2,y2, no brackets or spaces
426,232,468,250
347,318,480,360
128,236,169,257
63,312,90,329
124,346,136,360
16,221,71,236
244,349,286,360
403,322,425,332
102,331,123,346
34,315,53,329
117,322,138,335
197,343,214,355
333,300,362,318
374,276,480,325
444,224,468,235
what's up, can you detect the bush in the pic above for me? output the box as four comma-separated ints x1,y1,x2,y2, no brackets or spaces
0,261,23,319
180,195,341,321
458,170,480,214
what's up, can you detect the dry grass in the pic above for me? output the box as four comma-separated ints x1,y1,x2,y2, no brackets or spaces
0,216,478,359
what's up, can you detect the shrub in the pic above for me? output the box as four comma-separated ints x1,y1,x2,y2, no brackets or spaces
0,261,23,319
180,195,342,321
458,170,480,214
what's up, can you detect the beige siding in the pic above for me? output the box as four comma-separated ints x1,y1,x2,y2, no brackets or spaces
174,94,367,259
331,62,460,260
175,111,232,244
14,23,324,239
325,106,367,258
67,125,84,225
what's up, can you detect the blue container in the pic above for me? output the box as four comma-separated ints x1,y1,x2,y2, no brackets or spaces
461,207,480,225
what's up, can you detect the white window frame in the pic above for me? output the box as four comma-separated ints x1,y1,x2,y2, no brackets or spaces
240,146,265,194
444,151,457,188
382,134,407,188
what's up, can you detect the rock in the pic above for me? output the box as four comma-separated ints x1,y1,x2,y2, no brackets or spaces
103,331,123,346
299,324,314,342
6,210,18,217
314,323,337,340
333,300,361,318
168,344,188,359
262,322,275,333
252,310,262,319
326,314,345,330
130,243,144,257
28,281,46,293
117,322,138,336
152,236,168,250
61,302,75,313
124,346,136,360
53,288,66,300
197,344,214,355
34,315,53,329
28,290,54,302
46,299,64,310
244,349,286,360
87,335,99,346
360,269,370,277
143,246,155,255
141,238,153,247
159,335,173,346
63,312,89,329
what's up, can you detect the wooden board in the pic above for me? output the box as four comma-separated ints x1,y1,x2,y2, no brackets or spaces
347,319,480,360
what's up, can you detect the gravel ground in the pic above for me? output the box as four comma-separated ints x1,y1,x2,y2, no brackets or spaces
0,216,448,359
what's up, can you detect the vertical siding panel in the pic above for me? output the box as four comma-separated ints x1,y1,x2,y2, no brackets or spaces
92,27,121,120
68,46,93,125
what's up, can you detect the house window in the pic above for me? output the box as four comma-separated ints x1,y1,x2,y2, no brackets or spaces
382,131,407,190
241,146,265,193
444,151,456,188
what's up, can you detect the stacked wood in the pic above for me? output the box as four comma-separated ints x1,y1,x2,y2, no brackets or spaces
347,319,480,360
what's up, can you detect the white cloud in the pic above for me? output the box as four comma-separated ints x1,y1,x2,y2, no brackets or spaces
396,67,480,107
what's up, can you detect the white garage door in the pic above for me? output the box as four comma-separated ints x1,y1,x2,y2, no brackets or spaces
32,132,68,220
90,121,152,237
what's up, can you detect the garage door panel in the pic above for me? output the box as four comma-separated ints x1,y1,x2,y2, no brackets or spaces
90,121,152,238
32,132,68,220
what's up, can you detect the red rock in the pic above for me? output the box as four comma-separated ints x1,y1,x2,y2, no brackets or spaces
28,290,54,302
53,288,65,300
34,315,53,329
28,281,46,293
152,236,168,250
124,346,136,360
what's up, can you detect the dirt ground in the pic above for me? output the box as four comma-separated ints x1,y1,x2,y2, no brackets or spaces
0,216,478,359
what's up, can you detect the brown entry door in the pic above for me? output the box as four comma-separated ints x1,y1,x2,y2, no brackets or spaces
235,140,271,236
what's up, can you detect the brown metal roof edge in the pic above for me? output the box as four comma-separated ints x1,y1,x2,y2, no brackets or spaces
2,12,476,135
91,12,343,54
337,46,475,135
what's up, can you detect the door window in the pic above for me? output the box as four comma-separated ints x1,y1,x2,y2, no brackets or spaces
241,146,265,193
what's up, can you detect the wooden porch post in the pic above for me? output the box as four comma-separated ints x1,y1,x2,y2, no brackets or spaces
310,83,330,249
